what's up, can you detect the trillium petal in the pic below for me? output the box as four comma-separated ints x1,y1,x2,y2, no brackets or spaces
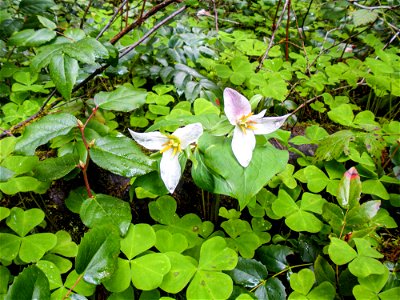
249,109,267,121
173,123,204,149
224,88,251,125
160,149,181,193
128,129,168,150
232,126,256,168
252,114,290,135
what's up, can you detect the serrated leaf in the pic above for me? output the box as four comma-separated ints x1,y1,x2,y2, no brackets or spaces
19,0,55,14
227,257,268,288
315,130,354,161
80,194,132,236
75,225,120,285
31,44,64,72
34,153,78,181
8,28,56,47
94,86,146,112
255,277,286,300
353,9,378,26
255,245,293,272
90,135,154,177
6,266,50,300
15,113,78,156
49,53,79,100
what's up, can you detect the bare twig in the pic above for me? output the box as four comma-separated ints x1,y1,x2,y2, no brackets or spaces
96,0,129,40
256,0,290,72
119,5,187,58
80,0,93,29
212,0,218,31
0,89,58,138
347,0,400,10
285,0,291,61
109,0,181,45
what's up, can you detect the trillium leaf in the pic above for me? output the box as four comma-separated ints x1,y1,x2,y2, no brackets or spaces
192,134,288,209
90,135,154,177
75,225,121,285
94,86,146,112
80,194,132,236
15,113,78,156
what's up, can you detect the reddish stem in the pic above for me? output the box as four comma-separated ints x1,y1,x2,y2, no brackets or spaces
78,106,99,199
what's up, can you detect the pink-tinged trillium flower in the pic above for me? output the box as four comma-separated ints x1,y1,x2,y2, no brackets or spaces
129,123,203,193
224,88,290,168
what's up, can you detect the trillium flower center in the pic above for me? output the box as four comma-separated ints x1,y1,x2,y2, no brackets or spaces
238,112,256,133
160,135,182,157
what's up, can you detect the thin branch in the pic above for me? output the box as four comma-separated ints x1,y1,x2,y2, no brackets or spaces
0,89,58,138
119,5,187,58
256,0,290,72
212,0,218,31
109,0,181,45
347,0,400,10
80,0,93,29
96,0,129,40
285,0,291,61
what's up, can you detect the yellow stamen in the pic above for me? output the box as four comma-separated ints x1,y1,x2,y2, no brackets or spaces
238,112,256,134
160,135,182,156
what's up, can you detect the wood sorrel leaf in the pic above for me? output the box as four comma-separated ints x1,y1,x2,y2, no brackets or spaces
328,238,357,265
102,258,131,293
186,270,233,300
130,253,171,290
159,252,197,294
290,268,315,295
120,223,156,260
19,233,57,263
198,236,238,271
6,207,44,237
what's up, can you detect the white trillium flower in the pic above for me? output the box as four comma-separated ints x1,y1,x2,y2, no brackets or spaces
129,123,203,193
224,88,290,168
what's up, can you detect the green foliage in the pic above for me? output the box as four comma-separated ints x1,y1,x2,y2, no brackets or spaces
0,0,399,299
